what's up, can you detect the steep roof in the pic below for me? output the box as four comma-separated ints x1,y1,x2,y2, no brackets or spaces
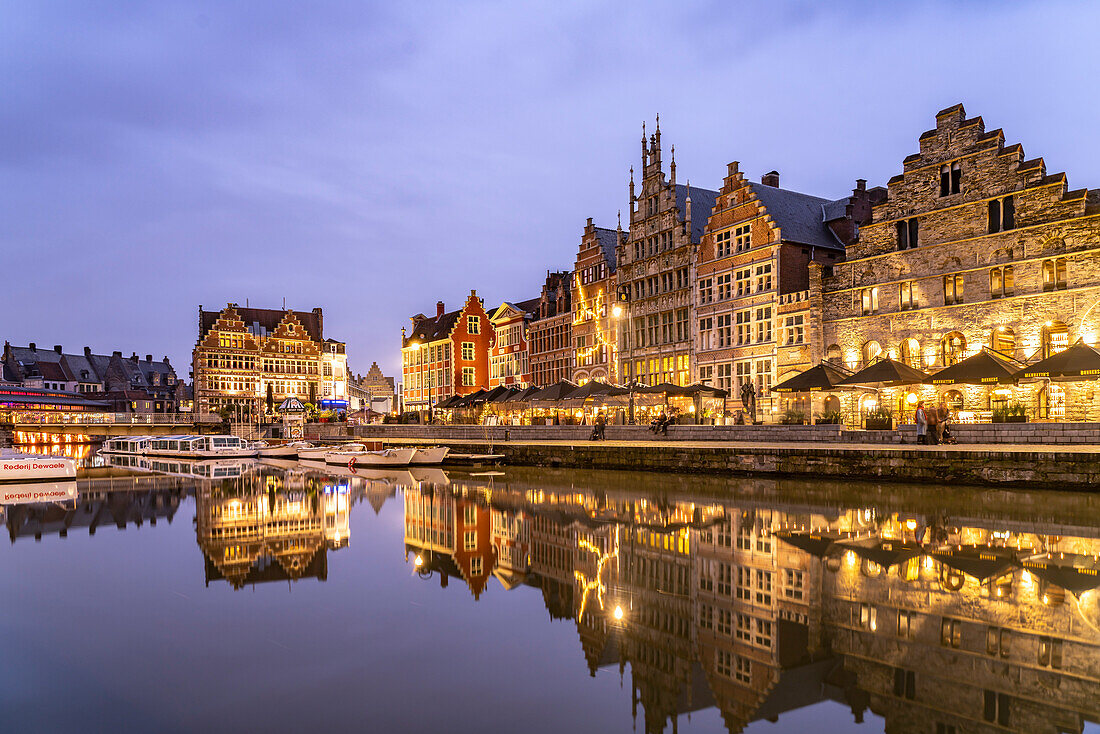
200,306,323,342
515,297,542,315
749,182,843,250
593,227,621,274
822,197,850,222
405,309,461,347
674,184,719,242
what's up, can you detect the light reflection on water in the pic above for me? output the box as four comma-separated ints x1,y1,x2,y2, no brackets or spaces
1,455,1098,734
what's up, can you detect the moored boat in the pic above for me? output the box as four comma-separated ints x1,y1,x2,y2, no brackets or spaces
145,435,257,458
0,449,77,483
324,446,416,467
100,436,152,455
409,446,450,465
297,443,342,461
257,440,312,458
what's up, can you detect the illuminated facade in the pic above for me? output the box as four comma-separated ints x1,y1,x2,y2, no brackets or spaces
488,298,539,388
821,104,1100,422
193,304,336,419
401,291,491,413
616,119,717,387
320,339,348,411
571,218,624,384
695,164,860,417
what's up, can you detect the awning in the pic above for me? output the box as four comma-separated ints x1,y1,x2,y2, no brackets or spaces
929,546,1018,582
566,381,629,400
1020,556,1100,595
772,363,851,393
835,358,930,388
636,382,687,396
452,389,489,407
434,395,463,409
1015,340,1100,381
838,537,923,568
679,383,729,398
529,380,579,402
776,530,850,558
926,348,1022,386
276,397,307,413
479,386,513,404
489,387,523,404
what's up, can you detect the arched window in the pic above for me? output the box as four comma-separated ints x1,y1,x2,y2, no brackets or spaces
940,165,950,197
823,395,841,414
992,327,1016,357
862,340,882,366
950,162,961,194
941,332,966,366
900,338,922,369
1041,321,1070,359
826,345,842,366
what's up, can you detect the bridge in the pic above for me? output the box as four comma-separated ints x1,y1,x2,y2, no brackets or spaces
5,413,223,438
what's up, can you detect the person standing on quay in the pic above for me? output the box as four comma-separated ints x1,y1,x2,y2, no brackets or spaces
593,411,607,440
915,401,929,445
935,401,950,444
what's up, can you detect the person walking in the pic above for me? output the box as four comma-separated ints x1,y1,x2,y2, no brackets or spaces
915,401,929,445
594,411,607,440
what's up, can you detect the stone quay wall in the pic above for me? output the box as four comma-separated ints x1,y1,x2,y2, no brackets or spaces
353,422,1100,445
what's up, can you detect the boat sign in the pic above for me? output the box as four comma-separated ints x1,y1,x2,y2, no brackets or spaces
0,481,78,505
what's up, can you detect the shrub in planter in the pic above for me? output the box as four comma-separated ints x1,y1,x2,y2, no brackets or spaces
864,406,894,430
993,403,1028,423
780,409,807,425
815,409,842,425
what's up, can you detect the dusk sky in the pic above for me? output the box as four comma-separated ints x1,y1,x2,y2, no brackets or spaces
4,1,1099,379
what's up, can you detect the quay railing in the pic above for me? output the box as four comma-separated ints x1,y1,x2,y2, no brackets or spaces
8,413,219,426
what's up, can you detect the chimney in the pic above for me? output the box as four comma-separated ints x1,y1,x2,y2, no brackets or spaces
54,345,63,354
131,352,138,362
163,356,171,365
29,342,36,351
112,351,122,358
761,171,780,188
145,354,152,363
84,346,92,357
855,178,866,192
436,301,445,318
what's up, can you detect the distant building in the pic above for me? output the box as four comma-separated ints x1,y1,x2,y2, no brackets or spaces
2,341,180,413
349,361,396,411
528,271,574,386
401,291,491,413
192,303,343,419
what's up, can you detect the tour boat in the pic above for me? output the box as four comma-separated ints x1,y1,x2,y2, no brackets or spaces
409,446,450,465
324,445,417,467
255,440,312,458
0,449,78,484
297,443,343,461
144,435,257,458
0,480,79,505
100,436,153,455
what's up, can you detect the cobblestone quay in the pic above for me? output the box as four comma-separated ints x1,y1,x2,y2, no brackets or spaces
356,426,1100,490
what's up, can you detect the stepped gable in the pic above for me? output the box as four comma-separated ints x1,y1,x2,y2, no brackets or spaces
201,304,323,343
197,305,260,350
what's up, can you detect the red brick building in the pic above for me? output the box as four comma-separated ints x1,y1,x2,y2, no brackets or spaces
529,271,574,387
402,290,492,412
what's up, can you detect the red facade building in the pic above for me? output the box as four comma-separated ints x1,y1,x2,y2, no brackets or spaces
402,290,492,413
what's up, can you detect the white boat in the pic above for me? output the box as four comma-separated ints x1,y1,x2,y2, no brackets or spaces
257,440,312,458
409,446,450,465
298,444,343,461
324,446,417,467
100,436,152,455
0,480,78,505
0,449,77,483
145,435,257,458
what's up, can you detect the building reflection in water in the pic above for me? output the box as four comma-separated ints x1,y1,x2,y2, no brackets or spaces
403,474,1100,734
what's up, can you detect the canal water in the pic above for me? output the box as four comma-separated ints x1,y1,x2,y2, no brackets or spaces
2,449,1098,734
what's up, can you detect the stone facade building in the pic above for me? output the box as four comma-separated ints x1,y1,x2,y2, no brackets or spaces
401,291,491,413
617,120,717,387
571,218,625,384
193,304,334,419
528,271,574,387
820,104,1100,423
695,163,859,419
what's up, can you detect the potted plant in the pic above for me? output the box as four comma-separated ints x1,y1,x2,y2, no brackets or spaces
815,409,842,425
993,402,1028,423
864,405,894,430
780,409,807,425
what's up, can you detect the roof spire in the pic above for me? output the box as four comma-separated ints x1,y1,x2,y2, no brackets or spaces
685,179,692,231
617,209,622,232
641,122,646,166
629,166,635,206
669,144,676,188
